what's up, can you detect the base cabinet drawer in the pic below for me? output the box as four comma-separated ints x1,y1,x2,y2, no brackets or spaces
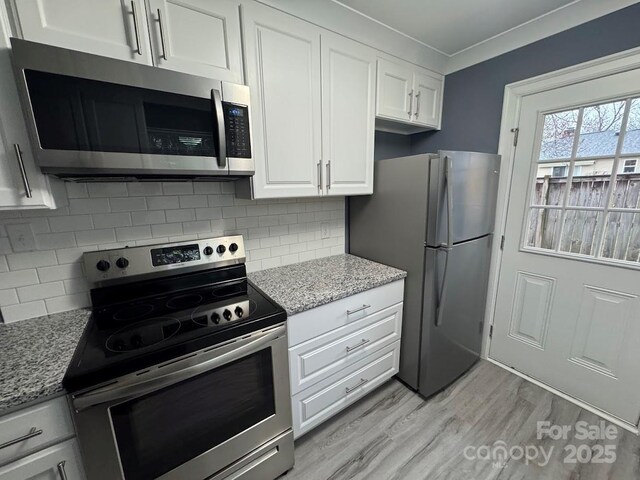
292,341,400,438
0,397,74,466
0,439,84,479
289,303,402,394
288,280,404,347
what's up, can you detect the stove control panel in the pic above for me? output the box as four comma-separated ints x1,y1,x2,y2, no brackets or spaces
84,235,246,284
193,299,250,327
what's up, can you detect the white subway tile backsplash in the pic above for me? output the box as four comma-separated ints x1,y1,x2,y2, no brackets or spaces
0,182,345,323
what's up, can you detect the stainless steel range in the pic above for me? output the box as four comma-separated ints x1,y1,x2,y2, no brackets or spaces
63,236,293,480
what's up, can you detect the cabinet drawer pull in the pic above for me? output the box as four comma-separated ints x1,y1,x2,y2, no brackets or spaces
130,1,142,55
13,144,32,198
414,91,421,118
408,90,414,117
346,338,370,352
157,8,168,60
0,427,43,450
57,460,68,480
346,304,370,315
345,378,368,394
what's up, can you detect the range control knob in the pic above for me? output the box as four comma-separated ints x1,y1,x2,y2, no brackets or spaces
235,306,244,318
223,309,232,321
229,243,239,253
96,260,111,272
211,312,221,324
216,245,227,254
116,257,129,269
203,246,213,256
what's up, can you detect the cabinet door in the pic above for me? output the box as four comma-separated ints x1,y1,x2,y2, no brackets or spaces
0,8,59,210
413,71,443,128
12,0,152,64
321,33,375,196
376,58,414,123
0,439,84,479
242,3,322,198
147,0,243,82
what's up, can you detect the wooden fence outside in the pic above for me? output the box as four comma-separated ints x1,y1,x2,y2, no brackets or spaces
528,173,640,263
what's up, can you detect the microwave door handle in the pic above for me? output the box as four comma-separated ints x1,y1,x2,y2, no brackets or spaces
72,325,284,412
212,89,226,169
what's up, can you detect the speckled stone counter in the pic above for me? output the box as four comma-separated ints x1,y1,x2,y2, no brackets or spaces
0,309,90,414
248,254,406,316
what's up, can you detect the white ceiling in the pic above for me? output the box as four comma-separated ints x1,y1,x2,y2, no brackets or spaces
336,0,579,56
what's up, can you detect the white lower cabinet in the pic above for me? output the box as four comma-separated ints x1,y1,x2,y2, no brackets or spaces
0,439,84,480
287,280,404,438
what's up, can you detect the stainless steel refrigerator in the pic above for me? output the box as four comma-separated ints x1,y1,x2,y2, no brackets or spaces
349,151,501,397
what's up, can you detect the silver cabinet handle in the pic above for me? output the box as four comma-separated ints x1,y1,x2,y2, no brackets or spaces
317,161,322,191
408,90,414,117
414,91,421,118
346,304,370,315
345,378,368,394
57,460,68,480
13,144,32,198
326,160,331,190
157,8,168,60
130,1,142,55
0,427,43,450
346,338,370,352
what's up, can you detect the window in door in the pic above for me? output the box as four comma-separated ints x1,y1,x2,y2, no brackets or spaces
525,97,640,265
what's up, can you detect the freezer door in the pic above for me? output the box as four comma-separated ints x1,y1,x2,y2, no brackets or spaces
419,235,492,398
427,151,500,246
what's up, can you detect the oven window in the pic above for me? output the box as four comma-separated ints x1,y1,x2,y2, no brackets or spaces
110,348,275,480
24,70,217,157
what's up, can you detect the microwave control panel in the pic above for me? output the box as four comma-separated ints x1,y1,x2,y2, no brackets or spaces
223,102,251,158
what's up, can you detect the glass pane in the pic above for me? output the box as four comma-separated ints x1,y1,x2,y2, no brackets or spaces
576,101,626,158
622,98,640,155
612,168,640,208
600,212,640,263
533,163,568,206
567,159,613,208
111,349,275,480
525,208,562,250
559,210,602,256
539,109,579,161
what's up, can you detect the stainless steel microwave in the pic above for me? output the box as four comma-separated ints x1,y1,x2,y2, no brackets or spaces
10,38,253,180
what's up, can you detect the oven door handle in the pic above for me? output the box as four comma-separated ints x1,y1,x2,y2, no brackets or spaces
212,88,227,169
72,325,285,412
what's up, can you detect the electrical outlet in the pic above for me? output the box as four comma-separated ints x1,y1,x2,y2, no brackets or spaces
321,222,330,239
6,223,37,252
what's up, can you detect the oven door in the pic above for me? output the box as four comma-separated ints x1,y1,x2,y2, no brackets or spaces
72,324,292,480
11,38,230,178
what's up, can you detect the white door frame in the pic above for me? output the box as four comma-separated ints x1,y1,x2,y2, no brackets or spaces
482,45,640,434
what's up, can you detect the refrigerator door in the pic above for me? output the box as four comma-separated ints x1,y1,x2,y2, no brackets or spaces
349,154,431,389
427,151,500,247
419,235,492,397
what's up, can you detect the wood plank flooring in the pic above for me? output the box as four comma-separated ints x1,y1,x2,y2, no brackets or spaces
283,360,640,480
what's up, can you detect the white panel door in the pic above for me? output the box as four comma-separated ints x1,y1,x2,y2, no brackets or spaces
13,0,152,64
321,32,375,196
147,0,242,82
242,3,321,198
0,439,84,479
490,68,640,426
0,7,59,210
376,57,413,123
412,71,442,128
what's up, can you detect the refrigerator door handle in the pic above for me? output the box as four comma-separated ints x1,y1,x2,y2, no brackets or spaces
435,247,450,327
435,156,454,327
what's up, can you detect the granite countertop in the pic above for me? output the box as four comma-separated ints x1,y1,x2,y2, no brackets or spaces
0,254,405,413
0,309,90,414
248,254,407,316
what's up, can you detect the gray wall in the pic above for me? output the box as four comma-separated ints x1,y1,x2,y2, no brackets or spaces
374,131,412,160
412,3,640,155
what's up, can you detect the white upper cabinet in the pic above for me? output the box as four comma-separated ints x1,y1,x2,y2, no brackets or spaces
12,0,153,64
241,2,322,199
321,32,375,196
376,56,444,134
146,0,243,82
0,7,61,210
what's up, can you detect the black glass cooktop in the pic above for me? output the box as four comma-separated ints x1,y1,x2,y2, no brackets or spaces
63,276,286,392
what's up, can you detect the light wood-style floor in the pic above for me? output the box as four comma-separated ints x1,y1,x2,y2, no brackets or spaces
283,361,640,480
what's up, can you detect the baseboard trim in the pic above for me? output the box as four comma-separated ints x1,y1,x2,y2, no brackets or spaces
487,357,640,435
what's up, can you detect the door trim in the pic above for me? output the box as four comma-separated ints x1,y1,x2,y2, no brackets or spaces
482,45,640,430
